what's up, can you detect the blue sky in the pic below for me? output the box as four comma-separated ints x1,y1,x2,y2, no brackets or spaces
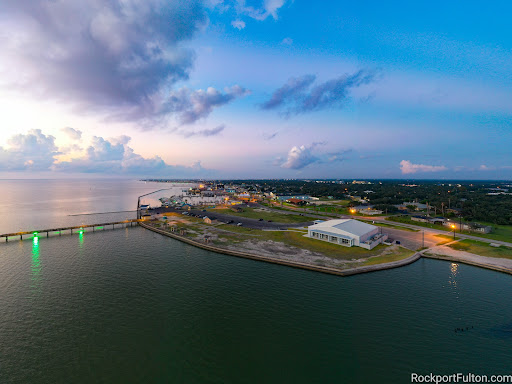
0,0,510,179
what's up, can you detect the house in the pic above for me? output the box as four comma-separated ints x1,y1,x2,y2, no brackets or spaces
307,219,387,250
398,202,428,211
411,215,430,223
354,205,382,215
430,217,447,225
286,198,307,206
203,216,216,224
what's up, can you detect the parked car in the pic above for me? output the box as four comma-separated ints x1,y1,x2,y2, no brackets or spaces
259,218,263,221
237,223,243,226
268,220,273,222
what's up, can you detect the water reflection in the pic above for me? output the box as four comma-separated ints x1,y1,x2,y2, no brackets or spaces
449,262,459,288
31,235,42,291
78,229,84,249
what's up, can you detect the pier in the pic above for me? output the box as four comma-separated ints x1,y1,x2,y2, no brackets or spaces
0,219,143,242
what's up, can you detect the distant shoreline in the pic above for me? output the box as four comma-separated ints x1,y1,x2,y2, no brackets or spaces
139,222,421,277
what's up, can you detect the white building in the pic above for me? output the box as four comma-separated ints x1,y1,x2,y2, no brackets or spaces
307,219,387,250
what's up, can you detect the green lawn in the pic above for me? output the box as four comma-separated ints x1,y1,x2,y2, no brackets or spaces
207,207,311,224
359,220,419,232
360,247,414,266
448,240,512,259
434,234,458,244
388,216,512,243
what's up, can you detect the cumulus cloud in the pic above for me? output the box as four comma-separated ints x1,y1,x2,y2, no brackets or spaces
262,70,376,116
0,1,231,126
400,160,448,174
231,20,246,30
0,129,59,171
181,125,225,138
0,129,213,176
61,127,82,140
281,37,293,45
281,145,318,169
277,143,350,169
56,135,214,176
164,85,249,125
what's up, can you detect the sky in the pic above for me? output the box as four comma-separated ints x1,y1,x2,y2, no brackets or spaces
0,0,511,180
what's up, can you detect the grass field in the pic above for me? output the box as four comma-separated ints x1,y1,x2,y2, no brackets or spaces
360,220,419,232
434,234,458,244
447,240,512,259
387,216,512,243
360,247,414,266
212,225,392,260
207,207,311,224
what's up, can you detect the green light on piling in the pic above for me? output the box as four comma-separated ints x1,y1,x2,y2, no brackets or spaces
33,231,38,237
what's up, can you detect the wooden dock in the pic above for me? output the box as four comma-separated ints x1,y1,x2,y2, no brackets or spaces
0,219,143,242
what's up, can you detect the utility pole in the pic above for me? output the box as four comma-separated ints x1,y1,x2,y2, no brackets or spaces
422,231,424,248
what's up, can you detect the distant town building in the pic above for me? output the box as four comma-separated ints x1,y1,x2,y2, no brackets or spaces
307,219,387,250
286,198,307,206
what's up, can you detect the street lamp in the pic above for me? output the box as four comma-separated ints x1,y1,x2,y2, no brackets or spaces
350,208,356,214
451,224,456,239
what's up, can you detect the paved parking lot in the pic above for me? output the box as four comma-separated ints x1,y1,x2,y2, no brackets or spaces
153,207,313,230
380,227,441,250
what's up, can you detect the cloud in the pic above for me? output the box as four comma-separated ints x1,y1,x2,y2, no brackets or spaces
61,127,82,140
281,37,293,45
231,20,246,30
262,70,376,115
181,125,225,138
261,74,316,110
56,135,214,176
277,142,350,170
400,160,448,174
163,85,249,125
0,129,59,171
264,132,278,140
0,129,214,176
235,0,287,21
281,145,318,169
479,164,495,171
0,1,217,125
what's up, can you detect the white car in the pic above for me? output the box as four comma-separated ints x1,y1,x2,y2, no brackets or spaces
237,223,243,226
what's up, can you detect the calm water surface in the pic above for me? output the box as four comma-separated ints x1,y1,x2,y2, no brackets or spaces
0,179,511,383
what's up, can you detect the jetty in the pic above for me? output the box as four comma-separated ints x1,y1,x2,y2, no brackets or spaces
0,219,143,242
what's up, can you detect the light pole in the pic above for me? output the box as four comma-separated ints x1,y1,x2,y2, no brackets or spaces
451,224,456,240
